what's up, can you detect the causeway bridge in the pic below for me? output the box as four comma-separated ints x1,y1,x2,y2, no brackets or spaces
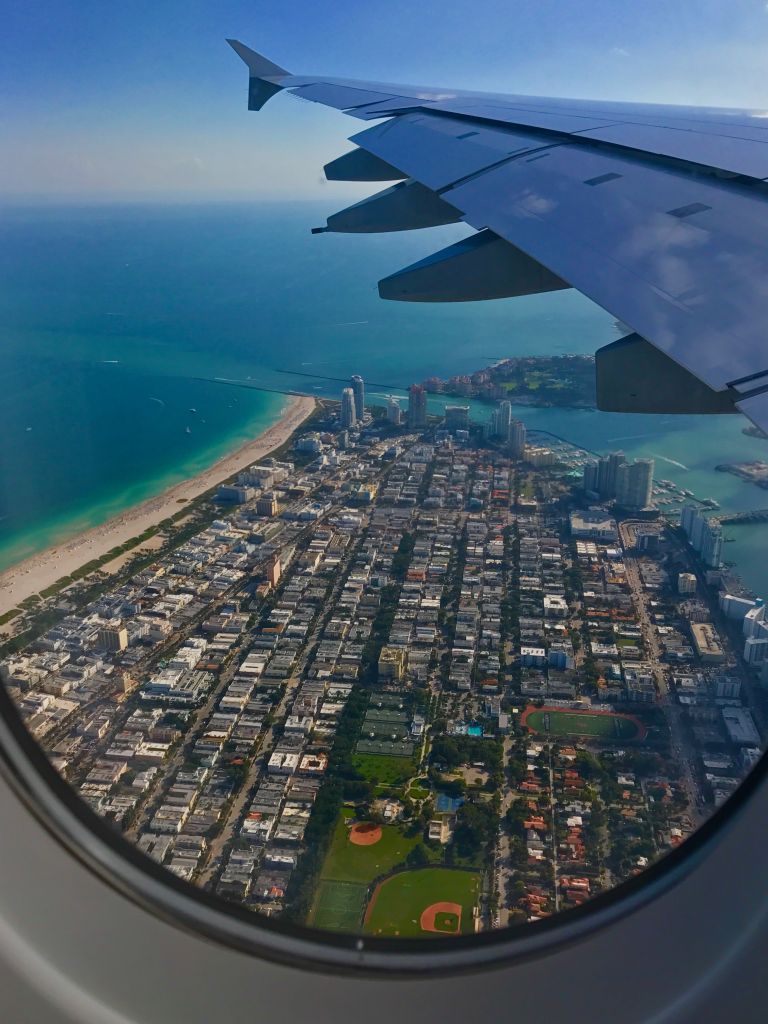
718,509,768,525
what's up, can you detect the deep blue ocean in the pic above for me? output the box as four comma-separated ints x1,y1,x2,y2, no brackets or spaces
1,201,766,593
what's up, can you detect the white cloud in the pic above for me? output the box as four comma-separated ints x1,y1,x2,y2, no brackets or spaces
611,47,630,57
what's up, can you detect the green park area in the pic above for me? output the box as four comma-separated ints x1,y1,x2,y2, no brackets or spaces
351,752,416,786
309,809,421,932
364,868,480,938
524,707,642,741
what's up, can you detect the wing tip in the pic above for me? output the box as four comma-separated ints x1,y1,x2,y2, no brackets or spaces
226,39,290,80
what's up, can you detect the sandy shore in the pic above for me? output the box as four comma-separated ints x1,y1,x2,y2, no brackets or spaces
0,395,316,615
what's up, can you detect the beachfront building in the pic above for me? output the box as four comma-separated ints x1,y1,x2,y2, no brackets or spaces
386,397,402,426
340,388,357,429
351,375,365,421
491,400,512,441
408,384,427,429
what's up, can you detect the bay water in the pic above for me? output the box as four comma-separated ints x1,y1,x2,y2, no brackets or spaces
0,201,765,594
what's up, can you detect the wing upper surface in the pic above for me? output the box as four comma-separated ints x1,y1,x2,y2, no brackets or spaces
228,40,768,432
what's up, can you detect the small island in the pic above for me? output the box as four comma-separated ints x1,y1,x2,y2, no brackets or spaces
421,354,596,408
715,460,768,489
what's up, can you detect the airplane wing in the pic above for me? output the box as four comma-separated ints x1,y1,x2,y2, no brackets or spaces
228,40,768,432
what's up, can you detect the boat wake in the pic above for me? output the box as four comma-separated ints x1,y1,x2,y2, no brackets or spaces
651,453,689,470
606,432,658,442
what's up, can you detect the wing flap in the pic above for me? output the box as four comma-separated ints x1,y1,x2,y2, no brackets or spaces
736,392,768,434
378,229,569,302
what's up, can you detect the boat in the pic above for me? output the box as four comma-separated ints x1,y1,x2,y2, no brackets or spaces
185,426,192,434
189,408,197,414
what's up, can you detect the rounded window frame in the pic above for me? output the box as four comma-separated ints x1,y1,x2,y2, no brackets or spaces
0,679,764,975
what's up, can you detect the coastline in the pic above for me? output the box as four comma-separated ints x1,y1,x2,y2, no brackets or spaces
0,394,316,615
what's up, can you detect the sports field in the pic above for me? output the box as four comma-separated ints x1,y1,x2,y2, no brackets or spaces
522,706,643,741
311,880,368,932
309,809,421,932
320,809,420,884
364,868,480,938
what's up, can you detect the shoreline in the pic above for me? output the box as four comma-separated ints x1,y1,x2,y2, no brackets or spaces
0,395,316,615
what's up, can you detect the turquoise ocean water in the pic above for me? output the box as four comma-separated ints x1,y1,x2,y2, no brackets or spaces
1,201,766,593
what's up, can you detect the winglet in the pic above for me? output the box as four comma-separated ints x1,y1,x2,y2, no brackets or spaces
226,39,290,111
226,39,289,78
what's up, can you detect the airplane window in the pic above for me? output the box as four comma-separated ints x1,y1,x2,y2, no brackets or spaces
0,6,766,972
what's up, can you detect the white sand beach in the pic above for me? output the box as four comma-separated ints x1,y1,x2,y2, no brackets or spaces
0,395,316,615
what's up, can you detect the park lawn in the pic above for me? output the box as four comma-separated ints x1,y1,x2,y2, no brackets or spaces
320,808,420,886
364,868,480,938
526,709,640,741
409,786,430,800
310,880,368,932
351,752,416,786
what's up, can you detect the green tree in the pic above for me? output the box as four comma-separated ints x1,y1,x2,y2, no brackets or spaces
407,843,430,868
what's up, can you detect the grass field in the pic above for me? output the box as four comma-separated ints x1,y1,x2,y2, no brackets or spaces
310,880,368,932
351,752,416,786
309,808,424,931
364,868,480,938
524,707,641,740
320,809,420,884
409,785,430,800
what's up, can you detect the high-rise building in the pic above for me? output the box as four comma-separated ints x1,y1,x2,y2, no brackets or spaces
386,397,402,426
340,387,357,429
615,458,654,510
680,504,698,537
351,375,365,421
583,461,600,494
491,399,513,440
257,492,279,516
445,405,470,431
678,572,697,595
701,522,724,568
407,384,427,429
743,603,766,638
584,452,627,498
268,554,282,588
509,418,526,458
690,513,709,552
682,506,724,567
596,451,626,498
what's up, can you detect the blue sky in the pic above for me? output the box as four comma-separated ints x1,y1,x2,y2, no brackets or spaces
2,0,768,199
